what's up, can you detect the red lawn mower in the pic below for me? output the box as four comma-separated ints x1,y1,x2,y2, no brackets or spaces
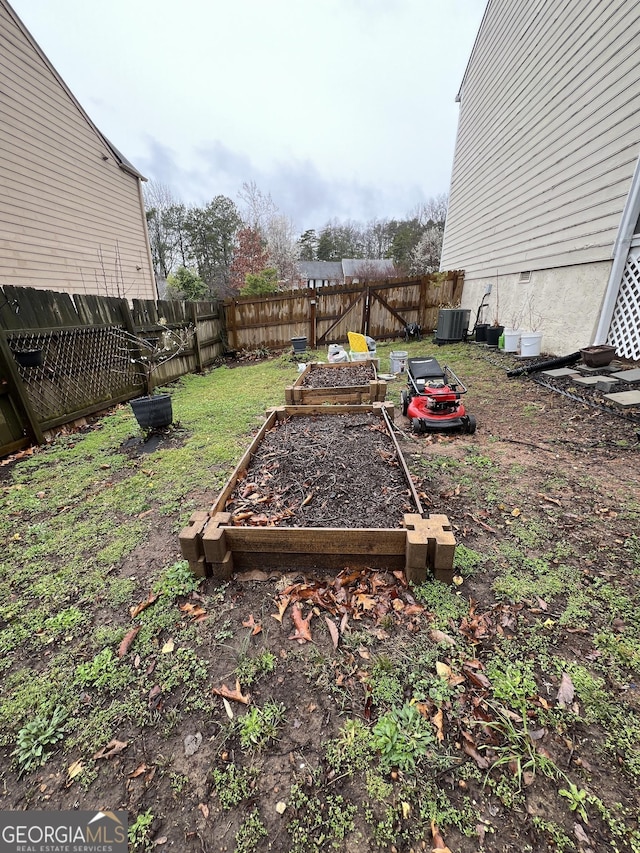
400,356,476,434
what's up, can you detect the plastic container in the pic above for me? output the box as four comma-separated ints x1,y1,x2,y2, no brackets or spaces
485,325,504,347
350,351,371,361
130,394,173,429
390,350,408,373
291,336,307,354
580,345,616,367
520,332,543,357
475,324,489,342
502,329,522,353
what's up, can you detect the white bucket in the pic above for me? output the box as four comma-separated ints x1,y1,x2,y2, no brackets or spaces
503,329,522,353
390,350,408,373
520,332,543,357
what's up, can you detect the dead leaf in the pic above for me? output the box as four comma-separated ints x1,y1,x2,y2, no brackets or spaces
198,803,209,820
128,763,151,778
557,672,575,708
212,679,251,705
275,801,287,815
93,739,128,760
148,685,163,710
66,760,84,781
161,638,175,654
118,626,140,658
325,616,339,649
431,708,444,742
130,592,158,619
430,820,452,853
223,698,234,719
272,594,290,623
180,602,208,622
242,614,262,635
429,629,456,648
288,603,313,644
154,837,168,846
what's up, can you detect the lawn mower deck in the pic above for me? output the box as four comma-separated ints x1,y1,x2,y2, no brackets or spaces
400,356,476,434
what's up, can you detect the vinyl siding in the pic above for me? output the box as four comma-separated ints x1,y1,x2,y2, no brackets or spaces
0,1,156,299
440,0,640,277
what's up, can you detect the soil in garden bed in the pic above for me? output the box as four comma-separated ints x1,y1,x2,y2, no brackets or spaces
299,363,375,388
225,412,417,528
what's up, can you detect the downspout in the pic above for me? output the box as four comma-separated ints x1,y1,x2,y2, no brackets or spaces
594,149,640,344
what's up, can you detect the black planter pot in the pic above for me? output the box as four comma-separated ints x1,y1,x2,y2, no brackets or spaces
130,394,173,429
291,336,307,354
475,324,489,343
12,349,43,367
485,325,504,347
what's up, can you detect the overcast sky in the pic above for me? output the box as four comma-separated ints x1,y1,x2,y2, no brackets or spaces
11,0,486,233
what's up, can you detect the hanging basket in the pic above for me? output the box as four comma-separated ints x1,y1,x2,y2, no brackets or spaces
12,348,43,368
130,394,173,429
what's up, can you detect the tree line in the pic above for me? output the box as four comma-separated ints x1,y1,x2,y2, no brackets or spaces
144,180,447,300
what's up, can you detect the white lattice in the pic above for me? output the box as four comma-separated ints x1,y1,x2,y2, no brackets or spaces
609,248,640,360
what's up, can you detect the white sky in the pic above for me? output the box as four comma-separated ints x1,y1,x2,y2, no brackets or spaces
11,0,486,233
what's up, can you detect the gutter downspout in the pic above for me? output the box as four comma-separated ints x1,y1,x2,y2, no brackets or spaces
594,150,640,344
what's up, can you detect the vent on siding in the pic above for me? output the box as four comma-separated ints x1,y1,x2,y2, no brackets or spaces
519,271,531,284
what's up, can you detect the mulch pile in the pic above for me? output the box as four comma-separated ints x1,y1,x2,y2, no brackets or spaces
225,413,417,528
299,363,375,388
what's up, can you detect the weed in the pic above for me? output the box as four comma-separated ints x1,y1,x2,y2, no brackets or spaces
485,657,537,711
74,648,131,693
559,781,588,823
235,649,277,685
369,656,403,709
12,706,67,774
169,772,189,795
372,703,435,772
239,700,286,751
480,705,563,790
211,762,256,809
531,817,575,852
325,719,372,776
234,808,268,853
412,579,468,630
453,543,485,576
153,559,200,598
128,809,154,852
287,784,358,852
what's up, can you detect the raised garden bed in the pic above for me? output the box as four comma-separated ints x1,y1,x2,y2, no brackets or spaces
179,402,455,583
285,361,386,405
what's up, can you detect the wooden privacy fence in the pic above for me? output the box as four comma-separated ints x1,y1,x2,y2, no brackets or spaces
224,271,464,351
0,271,463,457
0,285,224,456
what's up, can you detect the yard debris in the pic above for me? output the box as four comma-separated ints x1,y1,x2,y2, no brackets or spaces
272,566,424,627
288,603,313,644
242,613,263,635
180,602,208,622
212,679,251,705
93,739,128,760
130,592,158,618
118,626,140,657
556,672,575,709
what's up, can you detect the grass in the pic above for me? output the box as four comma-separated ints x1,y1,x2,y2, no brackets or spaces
1,345,640,852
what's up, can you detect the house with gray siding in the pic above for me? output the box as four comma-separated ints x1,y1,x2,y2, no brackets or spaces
0,0,156,300
440,0,640,359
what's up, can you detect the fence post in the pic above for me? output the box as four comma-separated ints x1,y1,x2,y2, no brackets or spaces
191,302,203,372
309,295,317,349
0,331,45,444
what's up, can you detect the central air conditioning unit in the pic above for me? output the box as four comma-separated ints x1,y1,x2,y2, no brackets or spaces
434,308,471,344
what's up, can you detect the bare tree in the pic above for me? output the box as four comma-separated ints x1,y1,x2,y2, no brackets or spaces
412,193,449,228
266,214,299,284
237,180,278,233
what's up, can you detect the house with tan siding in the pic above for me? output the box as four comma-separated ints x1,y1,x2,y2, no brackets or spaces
440,0,640,359
0,0,156,300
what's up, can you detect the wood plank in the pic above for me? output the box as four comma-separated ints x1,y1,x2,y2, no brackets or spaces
224,526,407,555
